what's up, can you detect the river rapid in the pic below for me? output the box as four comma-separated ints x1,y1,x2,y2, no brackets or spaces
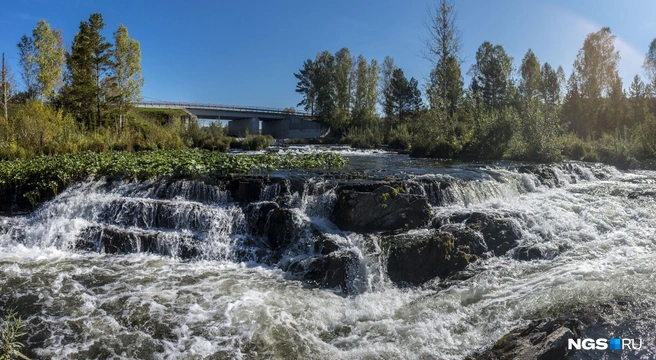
1,147,656,359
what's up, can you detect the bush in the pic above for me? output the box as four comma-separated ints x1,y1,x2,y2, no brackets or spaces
231,134,275,151
386,125,412,150
343,127,383,149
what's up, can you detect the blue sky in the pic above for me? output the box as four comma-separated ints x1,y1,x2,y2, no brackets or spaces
1,0,655,110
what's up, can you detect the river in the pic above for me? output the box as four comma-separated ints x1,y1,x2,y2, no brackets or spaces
1,147,655,359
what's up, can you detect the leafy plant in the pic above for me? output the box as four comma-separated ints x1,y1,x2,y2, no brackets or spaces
0,310,30,360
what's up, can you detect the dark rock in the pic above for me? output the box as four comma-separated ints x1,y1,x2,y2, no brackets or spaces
515,246,546,261
245,201,279,236
628,190,656,199
471,318,580,360
265,209,299,251
313,237,340,255
517,165,561,187
292,250,367,295
443,225,489,256
78,226,198,259
333,185,431,232
387,232,478,286
448,212,522,255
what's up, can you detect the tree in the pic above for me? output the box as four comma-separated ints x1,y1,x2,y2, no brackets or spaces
352,55,381,127
17,35,38,100
384,68,422,124
572,27,620,135
563,72,584,136
519,49,541,104
294,59,317,116
112,24,144,130
380,56,395,108
32,20,65,101
644,38,656,113
540,63,561,106
334,47,353,127
313,50,337,127
628,74,647,127
469,42,515,109
645,38,656,89
66,13,113,129
1,53,16,124
424,0,463,117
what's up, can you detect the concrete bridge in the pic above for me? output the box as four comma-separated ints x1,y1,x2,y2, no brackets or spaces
137,101,329,138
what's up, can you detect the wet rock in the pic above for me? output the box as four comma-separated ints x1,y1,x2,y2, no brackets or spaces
628,190,656,199
245,201,279,236
333,185,431,232
290,250,367,295
265,209,299,251
443,225,489,256
78,226,198,259
515,246,546,261
226,178,265,203
387,232,478,286
448,212,522,255
517,165,561,187
313,237,340,255
471,318,580,360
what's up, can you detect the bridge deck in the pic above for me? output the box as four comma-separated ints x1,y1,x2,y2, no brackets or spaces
137,101,310,117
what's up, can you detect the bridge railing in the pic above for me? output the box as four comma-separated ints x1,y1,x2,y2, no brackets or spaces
137,101,311,117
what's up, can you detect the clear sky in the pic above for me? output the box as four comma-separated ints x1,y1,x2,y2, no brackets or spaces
1,0,655,110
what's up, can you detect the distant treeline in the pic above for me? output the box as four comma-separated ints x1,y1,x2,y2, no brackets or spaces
293,0,656,167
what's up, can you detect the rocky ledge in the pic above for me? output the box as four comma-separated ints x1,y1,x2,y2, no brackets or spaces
470,299,656,360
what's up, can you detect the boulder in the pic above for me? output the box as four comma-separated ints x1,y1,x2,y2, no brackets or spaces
290,250,367,295
333,185,431,232
471,318,580,360
387,232,478,286
245,201,280,236
448,212,522,255
265,209,299,251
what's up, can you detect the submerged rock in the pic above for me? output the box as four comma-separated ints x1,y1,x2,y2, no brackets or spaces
333,185,431,232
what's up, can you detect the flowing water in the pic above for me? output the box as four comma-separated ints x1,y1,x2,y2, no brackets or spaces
1,148,656,359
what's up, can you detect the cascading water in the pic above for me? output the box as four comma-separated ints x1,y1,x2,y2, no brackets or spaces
1,151,655,359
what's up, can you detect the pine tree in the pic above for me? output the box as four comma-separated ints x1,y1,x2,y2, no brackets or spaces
469,42,515,109
65,13,113,129
294,59,316,116
424,0,463,117
519,49,541,104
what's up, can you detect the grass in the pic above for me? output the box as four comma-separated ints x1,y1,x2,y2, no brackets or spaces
1,310,29,360
0,149,347,207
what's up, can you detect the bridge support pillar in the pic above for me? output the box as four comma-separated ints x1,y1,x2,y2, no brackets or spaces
228,117,260,137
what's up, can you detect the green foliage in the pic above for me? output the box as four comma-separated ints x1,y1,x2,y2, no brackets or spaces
1,310,30,360
343,127,383,149
383,68,422,124
231,134,275,151
386,125,412,150
469,42,516,109
112,24,144,115
0,150,347,206
32,20,65,101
